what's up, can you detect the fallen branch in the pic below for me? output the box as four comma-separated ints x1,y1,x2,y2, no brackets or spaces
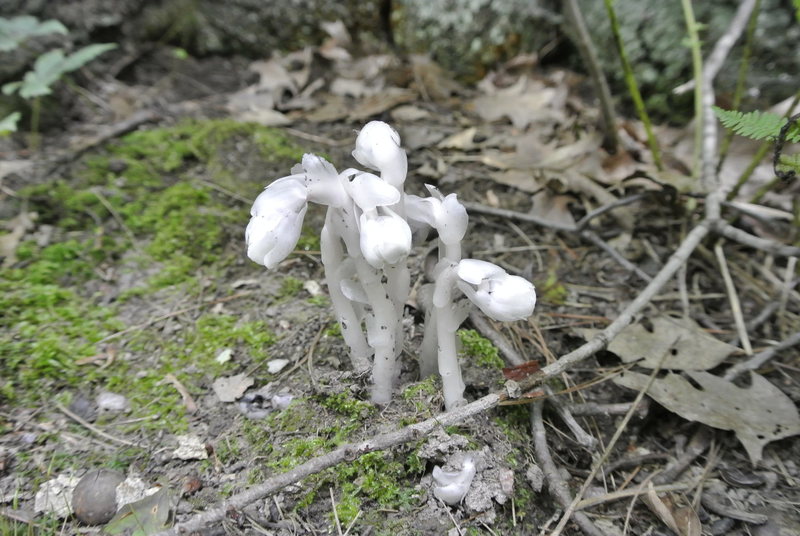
157,213,716,535
531,401,604,536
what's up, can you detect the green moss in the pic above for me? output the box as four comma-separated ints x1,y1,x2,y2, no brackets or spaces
308,295,329,307
240,396,419,529
323,321,342,338
319,392,375,420
458,329,504,369
400,376,439,414
278,276,303,299
535,271,567,305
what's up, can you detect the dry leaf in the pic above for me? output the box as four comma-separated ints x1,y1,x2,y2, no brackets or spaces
530,191,576,228
472,77,565,129
347,88,416,121
488,169,541,193
212,373,254,403
1,211,37,267
390,105,431,122
614,371,800,463
643,483,702,536
577,316,737,371
409,54,460,100
437,127,477,150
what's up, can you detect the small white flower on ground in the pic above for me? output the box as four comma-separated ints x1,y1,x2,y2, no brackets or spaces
456,259,536,321
432,457,477,505
246,176,308,269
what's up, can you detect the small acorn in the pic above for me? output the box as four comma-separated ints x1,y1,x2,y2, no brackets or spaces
72,468,124,525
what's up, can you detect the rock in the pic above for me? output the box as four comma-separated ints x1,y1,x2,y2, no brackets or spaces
173,434,208,460
96,391,129,412
72,469,124,525
34,474,79,518
577,0,800,119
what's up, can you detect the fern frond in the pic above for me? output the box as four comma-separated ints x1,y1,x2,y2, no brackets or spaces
713,107,800,143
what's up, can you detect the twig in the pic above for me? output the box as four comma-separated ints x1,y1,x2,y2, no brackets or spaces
723,330,800,381
714,241,753,355
563,0,620,153
567,401,646,417
154,393,501,536
548,363,662,536
701,493,768,525
576,482,692,511
531,402,604,536
164,373,198,414
330,488,343,536
575,193,649,231
704,0,759,82
159,177,730,535
544,386,597,449
651,426,712,486
580,229,653,282
717,0,761,171
55,402,140,448
715,222,800,257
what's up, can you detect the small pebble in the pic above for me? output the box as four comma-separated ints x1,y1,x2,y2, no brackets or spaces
271,393,294,410
96,392,129,412
72,469,124,525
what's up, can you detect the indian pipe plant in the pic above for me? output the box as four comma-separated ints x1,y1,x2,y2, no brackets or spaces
245,121,536,410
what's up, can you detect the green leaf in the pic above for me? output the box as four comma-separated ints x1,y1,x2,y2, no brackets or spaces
0,112,21,134
17,49,65,98
61,43,117,72
0,16,68,52
713,106,800,143
2,81,22,96
103,487,173,535
8,44,116,100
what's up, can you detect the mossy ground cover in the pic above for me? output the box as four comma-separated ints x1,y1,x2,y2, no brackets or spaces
1,119,303,422
0,118,538,535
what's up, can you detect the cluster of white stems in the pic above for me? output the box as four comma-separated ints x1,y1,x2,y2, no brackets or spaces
246,121,536,410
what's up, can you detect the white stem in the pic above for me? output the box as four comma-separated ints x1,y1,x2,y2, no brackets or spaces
419,285,438,378
433,266,467,410
437,300,466,410
385,262,410,358
320,212,371,373
354,257,398,405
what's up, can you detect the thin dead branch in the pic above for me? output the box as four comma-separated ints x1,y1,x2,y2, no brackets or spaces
531,402,604,536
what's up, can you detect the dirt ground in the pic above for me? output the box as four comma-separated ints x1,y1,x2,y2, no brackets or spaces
1,21,799,536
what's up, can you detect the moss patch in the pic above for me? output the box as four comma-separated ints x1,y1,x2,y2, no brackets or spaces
2,119,297,413
239,393,421,529
458,329,504,369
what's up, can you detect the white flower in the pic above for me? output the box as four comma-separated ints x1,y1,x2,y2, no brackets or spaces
406,184,469,246
352,121,407,189
432,457,477,505
359,208,412,268
246,176,308,269
456,259,536,321
293,153,350,208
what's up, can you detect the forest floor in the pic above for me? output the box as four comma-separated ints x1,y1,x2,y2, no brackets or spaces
1,29,799,536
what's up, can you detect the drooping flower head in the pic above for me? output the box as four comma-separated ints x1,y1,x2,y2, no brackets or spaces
406,184,469,247
246,176,308,269
347,172,412,268
455,259,536,321
352,121,408,189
